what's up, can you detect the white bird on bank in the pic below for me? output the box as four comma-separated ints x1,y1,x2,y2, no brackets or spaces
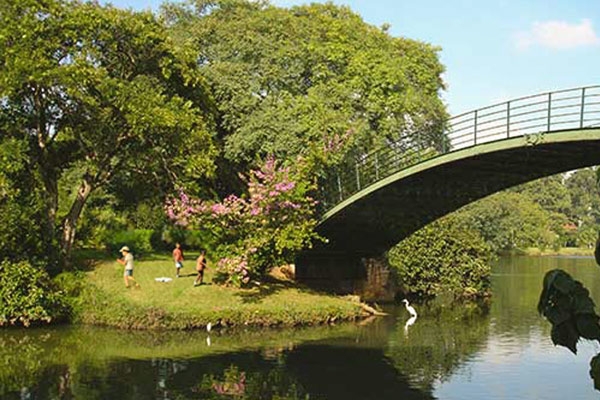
206,322,212,333
402,299,418,318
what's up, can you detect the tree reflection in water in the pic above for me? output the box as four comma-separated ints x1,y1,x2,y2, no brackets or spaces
0,304,492,400
385,301,490,392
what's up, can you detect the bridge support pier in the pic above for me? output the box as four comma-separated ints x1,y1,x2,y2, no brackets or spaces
295,250,399,302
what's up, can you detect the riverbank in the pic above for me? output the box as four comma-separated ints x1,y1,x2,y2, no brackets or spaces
507,247,594,257
76,254,368,330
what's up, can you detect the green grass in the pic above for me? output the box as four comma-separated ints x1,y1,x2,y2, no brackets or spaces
515,247,594,257
78,254,365,330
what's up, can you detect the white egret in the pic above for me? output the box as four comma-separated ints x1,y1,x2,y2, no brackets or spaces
404,315,417,336
206,322,212,332
401,299,417,318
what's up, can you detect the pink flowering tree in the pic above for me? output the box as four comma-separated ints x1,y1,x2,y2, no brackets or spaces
166,156,322,286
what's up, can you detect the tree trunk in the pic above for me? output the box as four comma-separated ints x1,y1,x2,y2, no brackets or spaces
41,170,59,238
37,156,61,274
60,177,93,267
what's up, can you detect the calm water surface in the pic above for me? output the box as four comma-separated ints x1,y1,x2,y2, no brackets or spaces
2,256,600,399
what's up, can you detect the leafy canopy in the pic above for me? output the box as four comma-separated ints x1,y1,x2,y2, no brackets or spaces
163,0,447,170
0,0,217,264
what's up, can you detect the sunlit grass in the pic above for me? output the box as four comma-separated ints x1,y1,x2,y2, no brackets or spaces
519,247,594,257
81,253,364,329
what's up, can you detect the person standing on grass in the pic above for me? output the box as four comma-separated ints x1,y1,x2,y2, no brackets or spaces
173,242,184,278
117,246,140,288
194,249,207,286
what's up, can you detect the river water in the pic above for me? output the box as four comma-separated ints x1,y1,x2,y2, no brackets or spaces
2,256,600,399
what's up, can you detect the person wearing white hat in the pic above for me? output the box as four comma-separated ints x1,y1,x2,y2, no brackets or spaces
117,246,140,288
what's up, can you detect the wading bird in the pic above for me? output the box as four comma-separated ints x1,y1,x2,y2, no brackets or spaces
402,299,418,318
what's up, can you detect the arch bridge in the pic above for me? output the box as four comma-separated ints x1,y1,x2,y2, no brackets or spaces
298,85,600,276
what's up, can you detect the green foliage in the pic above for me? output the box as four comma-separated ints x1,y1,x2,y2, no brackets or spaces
167,156,322,286
103,230,155,255
456,191,555,252
537,269,600,354
446,170,600,253
0,138,55,266
591,353,600,390
388,215,492,300
0,261,67,327
512,174,571,214
566,168,600,225
52,271,87,316
0,0,217,264
164,0,447,185
160,227,213,252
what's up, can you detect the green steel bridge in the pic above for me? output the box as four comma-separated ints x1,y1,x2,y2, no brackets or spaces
308,85,600,261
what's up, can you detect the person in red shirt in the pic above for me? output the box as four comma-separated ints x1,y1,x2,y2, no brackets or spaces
173,242,184,278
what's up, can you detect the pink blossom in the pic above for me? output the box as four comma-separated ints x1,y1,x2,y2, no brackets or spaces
250,207,261,216
274,181,295,192
167,208,175,220
211,203,228,215
281,200,301,209
179,190,189,204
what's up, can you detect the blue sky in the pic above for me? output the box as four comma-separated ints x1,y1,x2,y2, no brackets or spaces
105,0,600,115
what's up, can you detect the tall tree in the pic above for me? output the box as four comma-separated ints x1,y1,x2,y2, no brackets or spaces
0,138,53,265
511,174,571,215
162,0,447,192
565,168,600,226
0,0,217,266
456,191,555,252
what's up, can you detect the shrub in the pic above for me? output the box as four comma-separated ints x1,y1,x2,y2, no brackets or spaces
103,229,154,255
0,138,56,269
388,215,492,300
166,156,321,286
52,271,87,320
160,227,213,252
0,260,68,327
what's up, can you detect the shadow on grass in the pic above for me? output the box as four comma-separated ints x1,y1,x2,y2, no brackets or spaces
234,276,336,304
71,248,113,271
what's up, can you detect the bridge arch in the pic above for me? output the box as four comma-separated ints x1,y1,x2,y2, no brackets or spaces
313,85,600,256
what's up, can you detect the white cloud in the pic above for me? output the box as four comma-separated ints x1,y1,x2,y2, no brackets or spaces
515,19,600,50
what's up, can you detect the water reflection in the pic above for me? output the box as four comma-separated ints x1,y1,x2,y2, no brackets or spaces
0,309,487,400
3,256,600,399
404,315,417,336
385,303,490,393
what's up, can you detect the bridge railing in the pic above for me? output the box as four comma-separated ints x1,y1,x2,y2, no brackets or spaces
320,85,600,212
448,85,600,149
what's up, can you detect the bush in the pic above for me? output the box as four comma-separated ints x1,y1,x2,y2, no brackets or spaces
0,138,56,269
160,227,214,252
166,156,321,286
0,260,68,327
103,229,154,255
389,215,492,300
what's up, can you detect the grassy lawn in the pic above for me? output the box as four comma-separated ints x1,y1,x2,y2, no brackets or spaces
79,254,365,330
517,247,594,257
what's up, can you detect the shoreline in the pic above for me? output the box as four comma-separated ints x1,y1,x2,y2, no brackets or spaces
501,247,594,257
74,254,375,331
